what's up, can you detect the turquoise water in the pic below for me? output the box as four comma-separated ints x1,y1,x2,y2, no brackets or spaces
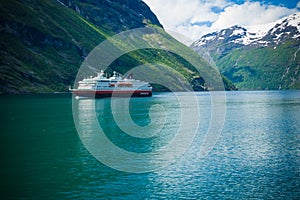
0,91,299,199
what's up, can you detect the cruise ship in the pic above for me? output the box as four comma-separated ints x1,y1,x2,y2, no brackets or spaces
70,70,152,98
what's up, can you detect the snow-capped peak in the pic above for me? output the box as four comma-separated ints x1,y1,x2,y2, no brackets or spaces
269,12,300,40
192,12,300,48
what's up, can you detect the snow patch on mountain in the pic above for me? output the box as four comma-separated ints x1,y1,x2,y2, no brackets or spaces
242,22,275,45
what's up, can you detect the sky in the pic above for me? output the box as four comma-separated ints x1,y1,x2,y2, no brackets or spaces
143,0,300,44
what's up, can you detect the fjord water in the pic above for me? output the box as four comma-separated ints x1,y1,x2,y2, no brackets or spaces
1,91,299,199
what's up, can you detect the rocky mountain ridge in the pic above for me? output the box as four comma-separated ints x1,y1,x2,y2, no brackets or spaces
59,0,162,33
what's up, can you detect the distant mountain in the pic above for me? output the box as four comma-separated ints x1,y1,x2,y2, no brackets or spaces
191,12,300,90
0,0,236,94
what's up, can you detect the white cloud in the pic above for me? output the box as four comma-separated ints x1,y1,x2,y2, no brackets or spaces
143,0,229,30
143,0,299,44
212,2,296,30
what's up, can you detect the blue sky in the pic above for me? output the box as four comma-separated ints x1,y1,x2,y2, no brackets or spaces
248,0,298,8
143,0,300,43
230,0,298,8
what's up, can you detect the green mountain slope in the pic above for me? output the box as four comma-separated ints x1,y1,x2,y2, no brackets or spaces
0,0,235,94
0,0,108,93
217,40,300,90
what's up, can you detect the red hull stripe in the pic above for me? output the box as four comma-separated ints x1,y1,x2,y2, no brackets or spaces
72,90,152,97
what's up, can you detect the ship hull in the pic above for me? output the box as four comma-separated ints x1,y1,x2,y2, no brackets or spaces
72,90,152,98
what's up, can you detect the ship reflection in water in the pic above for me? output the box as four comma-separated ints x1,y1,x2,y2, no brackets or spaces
73,92,200,173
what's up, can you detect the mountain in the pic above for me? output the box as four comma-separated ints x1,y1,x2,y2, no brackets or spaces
0,0,236,94
0,0,158,93
191,12,300,90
